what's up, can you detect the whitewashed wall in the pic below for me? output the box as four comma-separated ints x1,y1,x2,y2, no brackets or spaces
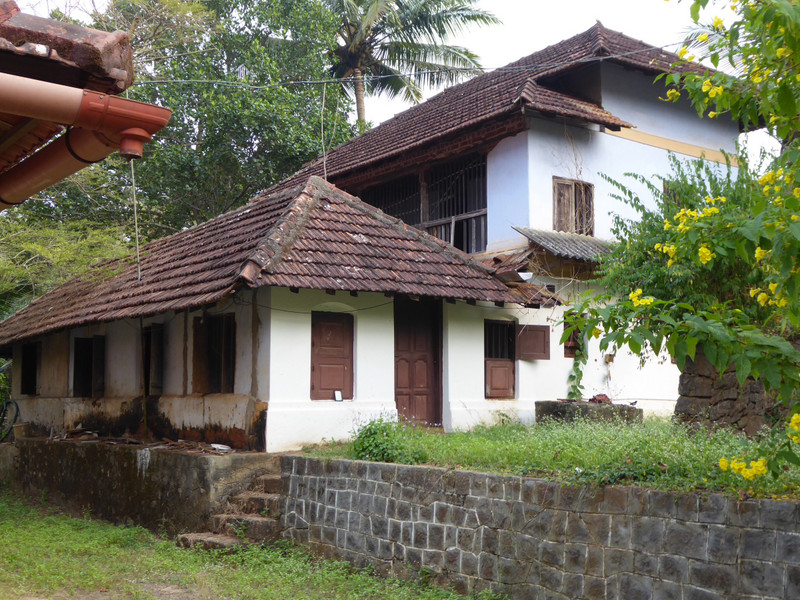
263,287,396,452
486,66,740,249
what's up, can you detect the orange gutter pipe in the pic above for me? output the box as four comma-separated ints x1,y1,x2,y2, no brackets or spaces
0,71,172,210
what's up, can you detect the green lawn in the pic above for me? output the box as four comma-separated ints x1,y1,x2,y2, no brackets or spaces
0,492,494,600
309,417,800,498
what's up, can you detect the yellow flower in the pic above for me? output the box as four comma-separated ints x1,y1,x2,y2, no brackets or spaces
790,413,800,430
757,292,769,306
708,111,718,118
793,188,800,199
755,247,769,261
698,245,714,265
708,85,724,98
591,327,601,339
629,288,643,301
777,47,787,58
698,33,709,42
749,288,760,298
665,89,681,102
713,16,724,30
702,79,713,92
664,221,672,231
678,46,689,59
769,282,778,294
719,457,729,471
654,243,663,251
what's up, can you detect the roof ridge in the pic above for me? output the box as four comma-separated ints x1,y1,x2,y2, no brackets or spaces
238,180,322,285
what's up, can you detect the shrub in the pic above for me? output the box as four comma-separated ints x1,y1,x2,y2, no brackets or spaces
351,418,426,464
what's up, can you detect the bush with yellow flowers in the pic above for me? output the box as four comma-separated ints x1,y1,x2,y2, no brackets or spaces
563,0,800,475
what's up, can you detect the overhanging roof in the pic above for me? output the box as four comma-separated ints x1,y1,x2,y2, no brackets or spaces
514,227,614,262
0,177,520,347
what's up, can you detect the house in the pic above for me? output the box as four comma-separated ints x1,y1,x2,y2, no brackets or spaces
0,177,570,451
266,22,740,409
0,24,740,451
0,1,171,209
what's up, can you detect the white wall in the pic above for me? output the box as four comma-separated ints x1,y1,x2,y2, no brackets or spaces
442,301,575,431
484,65,740,249
600,63,738,152
263,287,396,452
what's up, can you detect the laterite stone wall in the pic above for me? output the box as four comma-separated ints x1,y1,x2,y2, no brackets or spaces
281,456,800,600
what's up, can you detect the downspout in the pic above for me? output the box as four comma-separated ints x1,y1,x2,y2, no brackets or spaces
0,71,172,209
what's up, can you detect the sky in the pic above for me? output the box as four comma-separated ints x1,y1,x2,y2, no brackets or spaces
363,0,720,124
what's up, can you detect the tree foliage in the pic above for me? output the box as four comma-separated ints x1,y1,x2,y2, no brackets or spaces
565,0,800,470
18,0,354,236
325,0,498,125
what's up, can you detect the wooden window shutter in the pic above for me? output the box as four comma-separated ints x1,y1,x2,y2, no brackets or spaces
485,359,515,399
144,324,164,396
564,327,581,359
20,341,40,396
311,312,354,400
576,183,594,236
553,178,574,232
73,337,92,397
192,317,209,394
91,335,105,398
516,325,550,360
220,314,236,394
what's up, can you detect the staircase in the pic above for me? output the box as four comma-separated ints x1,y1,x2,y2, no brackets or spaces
177,471,283,550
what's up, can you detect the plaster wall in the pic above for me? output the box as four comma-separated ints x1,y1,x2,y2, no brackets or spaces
163,312,186,396
600,62,739,151
105,320,140,397
442,301,574,431
487,131,531,249
264,287,396,452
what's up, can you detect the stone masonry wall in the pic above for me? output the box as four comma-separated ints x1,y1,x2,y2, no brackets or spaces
674,354,779,436
281,456,800,600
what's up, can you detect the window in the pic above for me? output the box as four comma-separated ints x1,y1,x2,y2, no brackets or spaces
563,326,583,359
142,324,164,396
485,320,515,399
311,312,353,400
424,154,487,253
20,341,40,396
360,175,421,225
517,325,550,361
553,177,594,235
193,314,235,394
73,336,105,398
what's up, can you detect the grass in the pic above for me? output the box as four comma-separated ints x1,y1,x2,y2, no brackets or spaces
306,417,800,498
0,492,497,600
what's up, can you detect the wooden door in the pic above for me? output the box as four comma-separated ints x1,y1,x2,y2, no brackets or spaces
394,297,441,425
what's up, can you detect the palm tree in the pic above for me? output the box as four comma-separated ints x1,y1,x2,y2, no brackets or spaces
327,0,499,126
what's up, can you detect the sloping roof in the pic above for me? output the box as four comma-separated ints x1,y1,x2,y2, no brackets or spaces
514,227,614,262
0,1,133,177
269,22,703,193
0,177,519,347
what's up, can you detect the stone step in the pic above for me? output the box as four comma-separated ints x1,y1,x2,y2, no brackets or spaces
211,513,281,542
230,490,283,517
176,532,246,551
248,473,282,494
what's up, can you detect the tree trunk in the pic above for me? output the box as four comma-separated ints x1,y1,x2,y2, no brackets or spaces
353,67,367,128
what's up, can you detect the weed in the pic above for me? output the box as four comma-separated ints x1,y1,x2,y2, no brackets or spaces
309,417,800,498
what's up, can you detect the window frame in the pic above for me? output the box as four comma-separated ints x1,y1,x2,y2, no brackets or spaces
484,320,516,399
553,176,594,236
72,335,105,398
310,311,354,401
20,341,41,396
193,314,236,394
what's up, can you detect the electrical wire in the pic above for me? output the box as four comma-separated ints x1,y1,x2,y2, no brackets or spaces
132,41,689,93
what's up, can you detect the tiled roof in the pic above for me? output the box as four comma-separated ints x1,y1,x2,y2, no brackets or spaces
269,22,702,193
514,227,614,262
0,177,518,347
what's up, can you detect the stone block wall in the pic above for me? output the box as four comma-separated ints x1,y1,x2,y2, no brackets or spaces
674,353,779,435
281,456,800,600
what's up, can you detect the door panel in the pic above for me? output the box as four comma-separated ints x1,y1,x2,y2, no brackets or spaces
394,297,441,424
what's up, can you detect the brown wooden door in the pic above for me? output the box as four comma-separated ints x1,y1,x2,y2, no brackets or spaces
394,297,441,425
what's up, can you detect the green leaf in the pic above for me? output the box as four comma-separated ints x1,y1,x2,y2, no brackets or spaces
690,1,701,22
686,336,699,361
778,84,798,118
735,357,752,386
